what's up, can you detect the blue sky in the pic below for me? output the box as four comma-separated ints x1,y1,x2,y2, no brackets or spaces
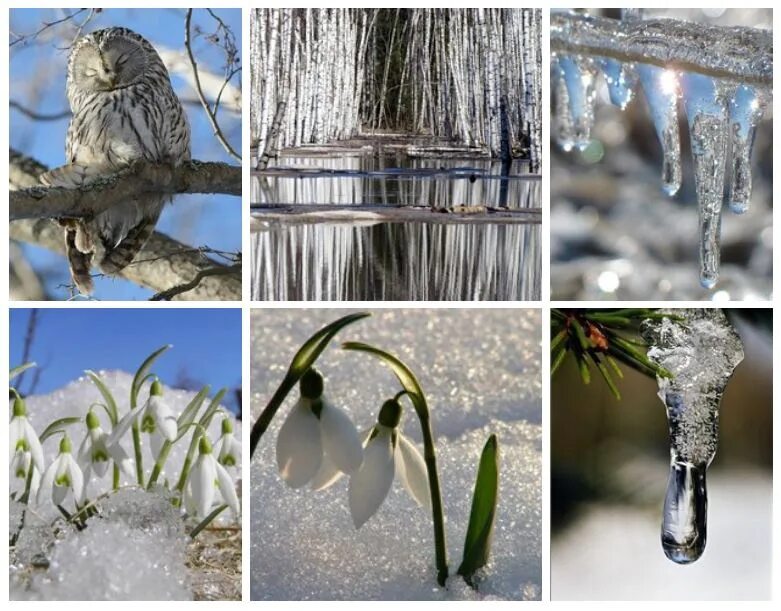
9,308,242,412
10,8,242,300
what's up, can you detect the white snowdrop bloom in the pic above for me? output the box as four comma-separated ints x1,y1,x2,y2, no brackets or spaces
349,399,430,529
213,415,240,468
37,435,85,506
76,410,134,480
276,369,363,489
11,449,41,499
140,380,178,450
185,435,240,518
9,397,45,475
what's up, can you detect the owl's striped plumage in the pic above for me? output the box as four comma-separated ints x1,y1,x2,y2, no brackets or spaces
41,27,191,294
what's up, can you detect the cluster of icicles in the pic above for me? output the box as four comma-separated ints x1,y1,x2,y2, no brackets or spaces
553,45,770,289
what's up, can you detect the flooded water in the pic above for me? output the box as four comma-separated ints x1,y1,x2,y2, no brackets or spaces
251,153,541,301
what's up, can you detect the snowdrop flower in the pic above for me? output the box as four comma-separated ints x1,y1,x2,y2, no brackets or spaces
349,398,430,528
114,380,177,459
9,396,45,475
185,435,240,518
37,435,85,506
213,415,240,468
77,410,134,480
276,368,363,489
11,449,41,499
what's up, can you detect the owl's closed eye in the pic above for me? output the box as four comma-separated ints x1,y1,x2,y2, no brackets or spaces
72,37,146,92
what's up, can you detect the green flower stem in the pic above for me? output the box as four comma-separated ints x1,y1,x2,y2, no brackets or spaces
343,341,449,587
249,312,370,458
190,504,228,539
147,440,174,489
131,420,144,486
112,464,120,491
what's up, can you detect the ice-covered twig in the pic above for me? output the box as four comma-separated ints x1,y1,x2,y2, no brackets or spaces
551,13,772,86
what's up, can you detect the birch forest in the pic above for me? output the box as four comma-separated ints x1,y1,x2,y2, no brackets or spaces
251,8,542,171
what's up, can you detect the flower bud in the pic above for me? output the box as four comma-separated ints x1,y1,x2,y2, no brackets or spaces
86,410,100,430
199,435,213,455
150,379,164,396
221,416,233,435
12,396,27,418
378,398,402,428
300,368,324,400
59,435,72,454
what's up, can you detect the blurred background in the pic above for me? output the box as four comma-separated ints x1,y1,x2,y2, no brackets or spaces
9,308,242,415
9,8,242,300
551,308,772,599
551,9,772,300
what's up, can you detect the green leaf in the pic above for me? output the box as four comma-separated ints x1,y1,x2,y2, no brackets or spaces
591,353,621,400
341,341,426,415
550,345,568,376
131,344,172,407
457,434,499,585
85,370,119,425
39,417,82,442
176,385,211,436
290,312,371,379
10,362,36,381
190,504,228,539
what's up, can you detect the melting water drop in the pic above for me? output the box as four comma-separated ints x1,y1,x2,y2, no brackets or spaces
680,72,732,289
727,85,766,214
642,309,744,565
598,58,635,110
637,64,682,196
554,55,598,151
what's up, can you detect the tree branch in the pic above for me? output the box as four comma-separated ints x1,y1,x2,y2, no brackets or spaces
9,149,242,301
10,159,240,221
551,13,772,87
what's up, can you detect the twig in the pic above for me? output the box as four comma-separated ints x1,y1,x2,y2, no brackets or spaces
184,9,242,162
10,160,240,221
9,8,89,47
149,264,241,301
551,13,773,86
10,100,70,121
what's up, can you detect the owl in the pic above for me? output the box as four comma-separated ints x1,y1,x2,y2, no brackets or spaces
40,27,191,294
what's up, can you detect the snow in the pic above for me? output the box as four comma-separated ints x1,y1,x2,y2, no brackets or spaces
250,309,541,600
9,373,240,600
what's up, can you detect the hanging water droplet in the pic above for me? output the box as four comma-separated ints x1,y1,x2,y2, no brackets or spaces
662,460,707,564
727,85,766,214
680,72,731,289
555,55,598,151
642,309,744,566
598,58,635,110
637,64,682,196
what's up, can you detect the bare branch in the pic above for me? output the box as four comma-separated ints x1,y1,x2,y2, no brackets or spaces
184,9,242,162
9,150,242,301
10,100,70,121
10,160,240,221
551,13,772,86
150,263,241,300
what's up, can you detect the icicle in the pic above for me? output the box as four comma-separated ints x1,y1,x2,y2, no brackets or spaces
637,64,682,196
555,55,598,151
727,85,766,214
621,8,644,21
642,309,744,565
552,58,576,151
598,58,635,110
680,72,731,289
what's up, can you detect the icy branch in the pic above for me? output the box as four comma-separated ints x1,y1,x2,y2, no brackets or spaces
10,160,241,221
551,13,772,86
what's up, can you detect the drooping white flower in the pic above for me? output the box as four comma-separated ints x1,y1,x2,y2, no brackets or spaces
348,399,430,528
184,435,240,518
213,415,240,468
37,435,85,506
140,380,178,454
76,410,134,480
275,369,363,489
9,396,45,475
11,449,41,500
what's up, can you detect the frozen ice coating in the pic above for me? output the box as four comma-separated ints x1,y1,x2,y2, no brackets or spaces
552,12,772,288
728,85,766,214
554,55,597,151
251,309,541,600
636,64,682,196
598,58,635,110
642,309,744,564
680,72,732,289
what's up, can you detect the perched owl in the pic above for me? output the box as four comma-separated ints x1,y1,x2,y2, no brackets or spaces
40,27,191,294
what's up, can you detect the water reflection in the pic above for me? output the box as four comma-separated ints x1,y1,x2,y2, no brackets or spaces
252,221,540,301
252,156,540,209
